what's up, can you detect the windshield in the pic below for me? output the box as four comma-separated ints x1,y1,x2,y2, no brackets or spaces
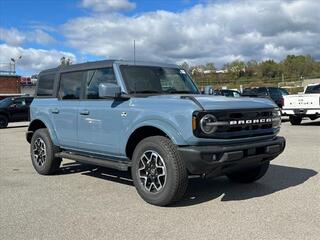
120,65,199,94
305,84,320,94
0,98,12,107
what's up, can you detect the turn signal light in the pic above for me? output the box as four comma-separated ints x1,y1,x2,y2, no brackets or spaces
192,116,197,130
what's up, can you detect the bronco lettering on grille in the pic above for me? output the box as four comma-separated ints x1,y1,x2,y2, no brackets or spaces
229,118,272,125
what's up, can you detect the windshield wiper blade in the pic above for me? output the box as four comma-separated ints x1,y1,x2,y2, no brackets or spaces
167,91,193,94
132,90,162,94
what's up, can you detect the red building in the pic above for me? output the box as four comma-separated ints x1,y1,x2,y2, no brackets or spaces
0,75,21,94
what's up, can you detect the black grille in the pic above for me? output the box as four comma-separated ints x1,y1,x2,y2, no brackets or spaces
194,109,277,139
216,110,273,133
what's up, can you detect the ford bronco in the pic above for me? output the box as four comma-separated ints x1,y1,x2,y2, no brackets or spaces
26,60,285,206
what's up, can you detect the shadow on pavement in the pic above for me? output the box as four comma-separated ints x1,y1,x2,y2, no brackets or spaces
59,162,317,207
300,120,320,126
82,167,134,186
173,164,317,207
59,162,99,175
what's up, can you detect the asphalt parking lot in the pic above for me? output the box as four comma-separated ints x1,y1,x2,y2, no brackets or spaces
0,120,319,240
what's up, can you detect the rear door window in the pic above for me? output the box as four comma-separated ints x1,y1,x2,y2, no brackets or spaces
13,98,26,107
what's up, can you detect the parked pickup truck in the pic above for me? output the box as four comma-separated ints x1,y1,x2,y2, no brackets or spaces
282,83,320,125
26,60,285,206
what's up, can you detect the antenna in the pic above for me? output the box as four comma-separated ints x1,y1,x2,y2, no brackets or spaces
133,39,136,65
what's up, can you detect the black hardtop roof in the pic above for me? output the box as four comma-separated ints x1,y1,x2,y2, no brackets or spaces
39,59,179,76
39,60,115,75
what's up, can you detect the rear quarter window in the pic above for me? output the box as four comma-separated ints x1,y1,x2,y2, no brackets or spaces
37,74,55,97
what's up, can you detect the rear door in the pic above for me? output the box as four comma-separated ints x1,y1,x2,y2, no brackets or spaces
52,71,85,149
77,67,124,156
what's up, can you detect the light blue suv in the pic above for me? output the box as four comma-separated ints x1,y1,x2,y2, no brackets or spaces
26,60,285,206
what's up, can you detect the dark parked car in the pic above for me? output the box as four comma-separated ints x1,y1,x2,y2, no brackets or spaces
0,96,33,128
242,87,288,108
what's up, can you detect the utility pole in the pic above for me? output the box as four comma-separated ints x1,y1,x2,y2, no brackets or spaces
10,56,22,75
133,40,136,65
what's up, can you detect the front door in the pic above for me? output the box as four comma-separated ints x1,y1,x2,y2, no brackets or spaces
8,98,28,121
77,67,124,156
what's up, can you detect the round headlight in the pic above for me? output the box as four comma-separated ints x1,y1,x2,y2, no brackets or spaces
200,114,218,134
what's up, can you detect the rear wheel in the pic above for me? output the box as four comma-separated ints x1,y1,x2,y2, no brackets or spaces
289,115,302,125
226,162,270,183
30,128,61,175
0,115,8,128
131,136,188,206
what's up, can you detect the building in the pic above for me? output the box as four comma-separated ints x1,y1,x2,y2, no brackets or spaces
0,61,21,94
0,75,21,94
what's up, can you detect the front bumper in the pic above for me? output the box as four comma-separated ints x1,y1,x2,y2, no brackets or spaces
178,136,285,177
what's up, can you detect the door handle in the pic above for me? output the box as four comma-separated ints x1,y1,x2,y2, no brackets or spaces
51,108,59,114
80,110,90,115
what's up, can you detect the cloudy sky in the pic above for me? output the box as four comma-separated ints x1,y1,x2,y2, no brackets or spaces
0,0,319,75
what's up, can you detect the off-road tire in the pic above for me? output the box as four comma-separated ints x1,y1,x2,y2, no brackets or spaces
0,115,8,128
30,128,61,175
289,115,302,125
226,162,270,183
131,136,188,206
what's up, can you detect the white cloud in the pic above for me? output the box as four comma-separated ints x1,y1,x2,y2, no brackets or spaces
0,44,76,73
0,28,26,46
0,27,55,46
62,0,320,66
81,0,135,12
31,29,56,45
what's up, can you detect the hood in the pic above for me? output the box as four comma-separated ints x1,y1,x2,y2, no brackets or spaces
193,95,276,110
143,94,276,110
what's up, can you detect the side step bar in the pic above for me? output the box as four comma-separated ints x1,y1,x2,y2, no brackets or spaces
55,151,130,171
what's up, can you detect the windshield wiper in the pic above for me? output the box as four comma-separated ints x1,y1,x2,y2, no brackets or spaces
167,90,193,94
132,90,162,94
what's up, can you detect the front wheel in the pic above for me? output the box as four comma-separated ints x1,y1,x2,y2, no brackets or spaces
226,162,270,183
0,115,8,128
131,136,188,206
30,128,61,175
289,115,302,125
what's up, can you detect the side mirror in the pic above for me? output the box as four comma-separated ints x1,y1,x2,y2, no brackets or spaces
204,85,213,95
98,83,121,98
